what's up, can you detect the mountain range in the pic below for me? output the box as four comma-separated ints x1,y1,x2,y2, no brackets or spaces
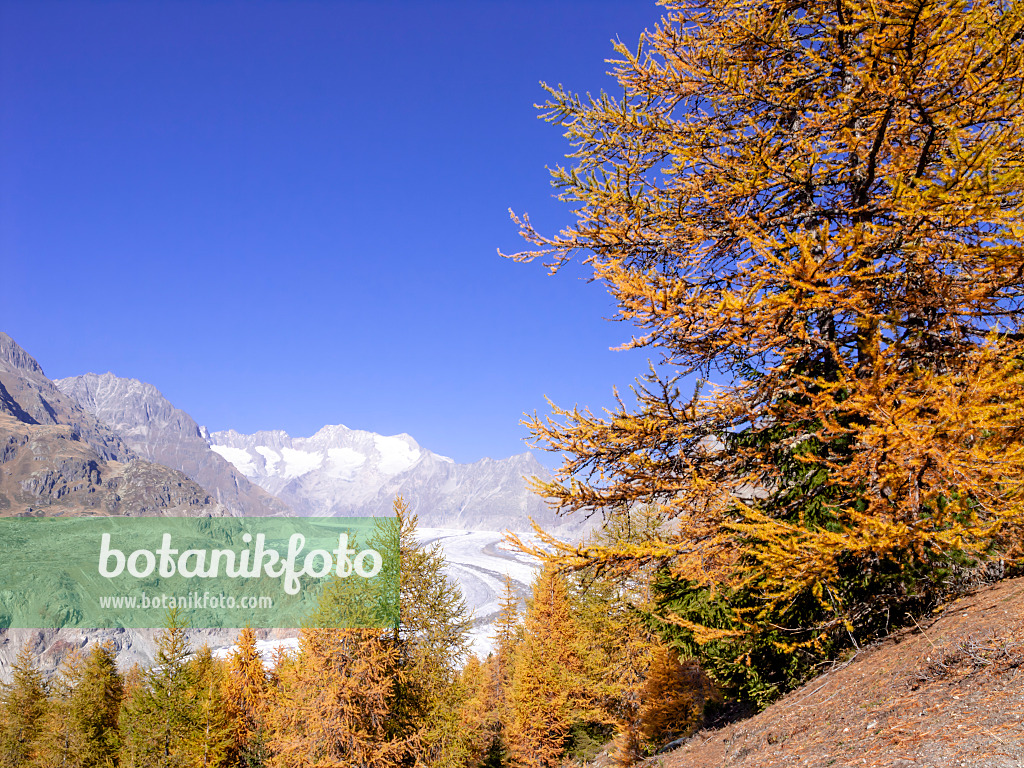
51,369,564,532
207,426,563,530
0,331,570,677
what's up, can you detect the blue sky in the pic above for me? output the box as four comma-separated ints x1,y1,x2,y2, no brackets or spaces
0,1,664,464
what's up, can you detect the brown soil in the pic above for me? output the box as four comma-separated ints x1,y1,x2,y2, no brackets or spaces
654,576,1024,768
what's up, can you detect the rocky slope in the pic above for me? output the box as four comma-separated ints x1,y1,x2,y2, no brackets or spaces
56,372,290,517
210,425,573,533
0,332,131,462
0,415,220,516
649,576,1024,768
0,333,226,518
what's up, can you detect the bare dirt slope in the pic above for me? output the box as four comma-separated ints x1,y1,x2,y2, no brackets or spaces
657,576,1024,768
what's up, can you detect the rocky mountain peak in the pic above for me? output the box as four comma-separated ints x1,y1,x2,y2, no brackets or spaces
0,332,46,378
209,424,571,532
56,372,291,517
56,372,163,413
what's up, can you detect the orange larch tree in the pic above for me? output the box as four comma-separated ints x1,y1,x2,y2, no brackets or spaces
506,0,1024,705
505,566,590,768
264,628,411,768
224,627,269,768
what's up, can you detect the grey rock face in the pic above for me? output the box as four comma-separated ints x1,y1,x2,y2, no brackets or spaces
374,451,561,530
0,415,223,516
0,333,45,378
209,425,572,533
55,373,290,517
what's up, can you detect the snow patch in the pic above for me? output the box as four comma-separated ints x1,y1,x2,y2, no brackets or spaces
255,446,281,473
279,447,324,478
374,435,420,474
326,446,367,480
211,637,300,668
210,444,257,477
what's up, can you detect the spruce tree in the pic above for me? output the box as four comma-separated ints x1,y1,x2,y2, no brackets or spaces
120,609,196,768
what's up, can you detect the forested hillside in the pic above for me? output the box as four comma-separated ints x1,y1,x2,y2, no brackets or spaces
0,502,716,768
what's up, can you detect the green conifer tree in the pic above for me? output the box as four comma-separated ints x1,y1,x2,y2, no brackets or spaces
120,609,196,768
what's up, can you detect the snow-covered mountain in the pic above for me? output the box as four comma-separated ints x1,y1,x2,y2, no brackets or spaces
209,425,570,533
55,369,573,533
209,425,425,509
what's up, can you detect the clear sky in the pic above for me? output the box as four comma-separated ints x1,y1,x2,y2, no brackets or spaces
0,0,665,465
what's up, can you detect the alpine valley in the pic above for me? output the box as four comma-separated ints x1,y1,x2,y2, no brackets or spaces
0,332,575,676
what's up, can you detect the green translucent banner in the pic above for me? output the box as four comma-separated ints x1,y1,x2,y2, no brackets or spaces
0,516,399,629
